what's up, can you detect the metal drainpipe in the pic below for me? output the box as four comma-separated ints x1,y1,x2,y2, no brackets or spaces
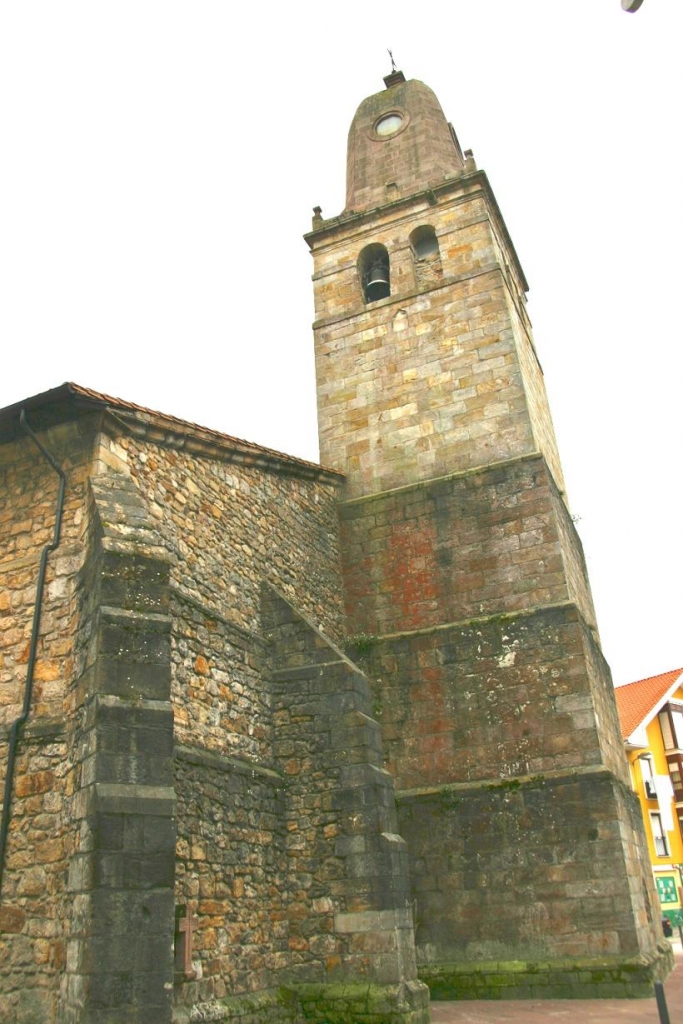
0,410,66,898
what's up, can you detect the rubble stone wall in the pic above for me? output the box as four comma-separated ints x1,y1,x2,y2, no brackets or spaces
0,418,95,1023
116,431,345,644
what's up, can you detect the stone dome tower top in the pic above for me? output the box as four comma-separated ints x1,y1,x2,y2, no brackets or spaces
345,71,465,213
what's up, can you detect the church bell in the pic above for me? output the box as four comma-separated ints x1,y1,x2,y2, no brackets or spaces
365,258,390,302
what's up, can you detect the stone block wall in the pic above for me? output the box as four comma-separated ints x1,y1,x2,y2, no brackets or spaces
0,408,354,1023
170,591,271,763
312,190,541,498
60,472,176,1024
0,723,69,1023
340,453,597,641
397,770,664,975
262,587,429,1022
358,605,623,792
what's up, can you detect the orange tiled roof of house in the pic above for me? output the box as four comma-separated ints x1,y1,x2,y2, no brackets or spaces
615,668,683,739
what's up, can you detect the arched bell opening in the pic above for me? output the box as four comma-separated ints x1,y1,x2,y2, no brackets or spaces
409,225,442,289
358,243,391,303
410,225,440,260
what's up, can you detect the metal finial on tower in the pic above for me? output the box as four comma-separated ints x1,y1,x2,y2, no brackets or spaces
383,52,405,89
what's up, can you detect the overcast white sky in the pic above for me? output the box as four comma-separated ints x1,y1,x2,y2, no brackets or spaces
0,2,680,686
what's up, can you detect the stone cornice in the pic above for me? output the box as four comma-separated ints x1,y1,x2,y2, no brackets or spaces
305,169,528,294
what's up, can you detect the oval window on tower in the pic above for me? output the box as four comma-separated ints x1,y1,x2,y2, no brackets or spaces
358,244,390,303
375,113,403,138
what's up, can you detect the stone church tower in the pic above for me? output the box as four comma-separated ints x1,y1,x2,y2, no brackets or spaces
306,71,670,995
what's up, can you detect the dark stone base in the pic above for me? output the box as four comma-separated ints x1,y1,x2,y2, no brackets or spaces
172,981,431,1023
420,943,674,1000
293,981,430,1023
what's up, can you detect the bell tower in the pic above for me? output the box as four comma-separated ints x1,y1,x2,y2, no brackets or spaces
306,73,671,998
308,70,564,503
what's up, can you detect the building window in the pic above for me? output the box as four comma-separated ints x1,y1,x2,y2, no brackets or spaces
669,756,683,801
640,756,657,799
358,244,390,303
659,703,683,750
650,812,670,857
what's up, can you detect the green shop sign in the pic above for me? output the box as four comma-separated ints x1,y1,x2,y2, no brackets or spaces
656,875,678,904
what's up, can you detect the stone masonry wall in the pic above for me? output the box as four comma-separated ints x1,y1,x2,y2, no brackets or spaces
485,214,566,497
170,590,271,763
262,587,430,1024
60,471,176,1024
357,604,628,793
508,286,566,497
340,453,595,640
1,413,348,1022
173,746,287,1009
115,430,345,645
339,452,630,789
397,770,662,969
313,192,539,498
0,416,96,1023
0,418,94,727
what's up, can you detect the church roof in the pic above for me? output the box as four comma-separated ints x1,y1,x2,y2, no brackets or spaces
614,668,683,739
0,381,343,482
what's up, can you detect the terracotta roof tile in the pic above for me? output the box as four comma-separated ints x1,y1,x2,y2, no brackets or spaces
0,381,343,480
67,383,334,472
614,669,683,739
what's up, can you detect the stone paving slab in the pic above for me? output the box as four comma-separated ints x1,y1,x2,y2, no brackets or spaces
430,946,681,1023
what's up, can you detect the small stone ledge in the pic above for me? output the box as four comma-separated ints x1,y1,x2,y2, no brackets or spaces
99,604,172,630
365,600,589,651
338,451,547,508
0,715,66,742
335,907,414,933
173,988,298,1024
420,944,674,1001
271,659,350,680
175,743,284,785
175,981,430,1024
397,765,607,802
93,781,176,816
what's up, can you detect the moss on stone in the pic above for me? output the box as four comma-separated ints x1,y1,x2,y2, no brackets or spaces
419,945,674,1002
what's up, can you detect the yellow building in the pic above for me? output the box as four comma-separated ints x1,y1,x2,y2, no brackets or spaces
616,668,683,925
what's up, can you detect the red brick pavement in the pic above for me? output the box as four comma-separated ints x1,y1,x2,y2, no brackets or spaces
429,945,681,1023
